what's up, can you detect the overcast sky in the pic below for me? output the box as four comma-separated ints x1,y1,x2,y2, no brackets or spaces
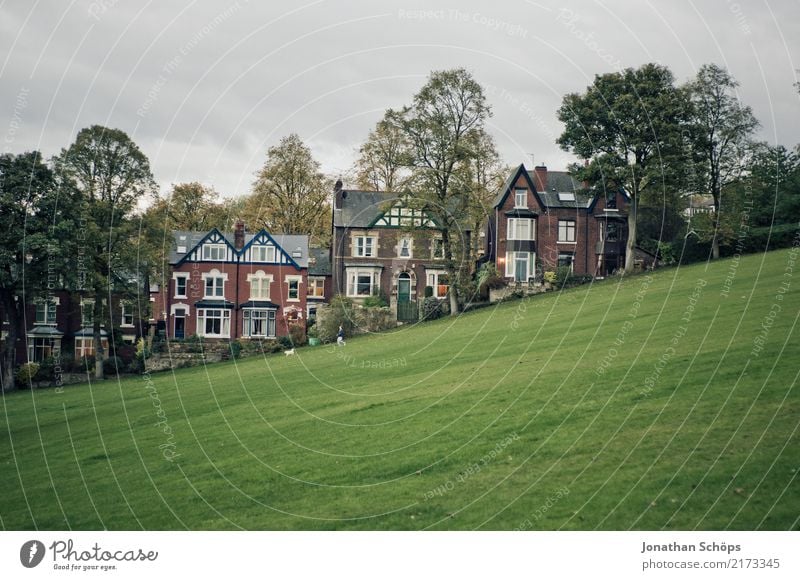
2,0,798,200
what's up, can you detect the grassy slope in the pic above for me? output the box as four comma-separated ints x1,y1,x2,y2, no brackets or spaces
1,249,798,530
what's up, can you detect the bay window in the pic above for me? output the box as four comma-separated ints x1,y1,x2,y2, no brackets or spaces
243,309,276,338
507,218,535,241
197,309,231,338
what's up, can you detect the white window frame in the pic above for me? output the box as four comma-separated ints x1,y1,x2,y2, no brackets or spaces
354,236,376,257
173,273,189,298
504,251,536,281
285,275,303,302
398,237,412,258
80,299,94,327
507,218,535,241
197,308,231,338
432,237,445,259
346,268,380,297
514,188,528,209
558,219,576,243
307,277,325,298
246,271,273,300
35,300,58,326
243,308,276,338
251,245,276,263
120,303,134,327
201,269,228,299
202,243,227,261
558,252,575,272
426,270,449,298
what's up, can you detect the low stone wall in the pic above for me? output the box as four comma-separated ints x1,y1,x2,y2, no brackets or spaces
489,283,550,302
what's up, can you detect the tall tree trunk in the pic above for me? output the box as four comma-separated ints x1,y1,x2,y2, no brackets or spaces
711,191,721,260
624,194,638,273
441,229,460,316
93,292,105,380
0,291,19,392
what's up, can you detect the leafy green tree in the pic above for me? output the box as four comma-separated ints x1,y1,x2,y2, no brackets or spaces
747,143,800,227
557,63,691,272
353,114,410,192
686,64,759,259
390,68,492,315
0,152,77,391
244,134,331,247
147,182,229,232
53,125,157,380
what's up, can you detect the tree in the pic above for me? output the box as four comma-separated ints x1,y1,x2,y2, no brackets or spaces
147,182,229,232
686,64,759,259
353,115,410,191
390,68,492,315
244,134,331,247
458,129,507,264
0,152,76,391
53,125,157,380
557,63,691,272
747,143,800,228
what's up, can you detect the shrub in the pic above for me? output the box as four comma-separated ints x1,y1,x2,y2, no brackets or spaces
424,286,433,298
277,335,293,349
363,290,388,308
479,274,506,301
77,355,96,373
288,324,307,347
544,271,557,284
262,339,285,353
307,325,319,339
421,296,443,321
316,295,357,343
356,307,395,332
555,266,572,287
15,362,39,386
103,356,124,376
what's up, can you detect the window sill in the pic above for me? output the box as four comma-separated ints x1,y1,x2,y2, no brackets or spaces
174,294,187,299
557,241,577,245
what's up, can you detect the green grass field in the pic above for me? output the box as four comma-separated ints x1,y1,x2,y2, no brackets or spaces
2,249,799,530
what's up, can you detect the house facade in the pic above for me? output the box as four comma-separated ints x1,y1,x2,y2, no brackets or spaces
151,221,309,341
331,180,452,320
0,290,144,365
487,164,630,280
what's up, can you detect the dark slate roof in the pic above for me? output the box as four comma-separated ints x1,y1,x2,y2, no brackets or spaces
333,189,467,229
27,326,64,337
333,190,397,228
528,171,594,209
308,247,331,276
168,230,309,267
238,300,280,310
194,300,235,309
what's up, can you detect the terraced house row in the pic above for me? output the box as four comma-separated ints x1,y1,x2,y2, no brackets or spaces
2,162,636,362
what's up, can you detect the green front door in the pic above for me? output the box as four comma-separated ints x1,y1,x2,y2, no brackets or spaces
398,274,411,303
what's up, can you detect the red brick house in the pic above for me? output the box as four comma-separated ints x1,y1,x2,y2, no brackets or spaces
151,221,309,340
486,164,630,280
0,289,144,365
331,180,454,321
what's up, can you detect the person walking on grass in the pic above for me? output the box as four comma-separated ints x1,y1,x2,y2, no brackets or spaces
337,325,346,346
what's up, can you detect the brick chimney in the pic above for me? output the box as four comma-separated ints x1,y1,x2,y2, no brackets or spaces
533,164,548,192
334,178,344,209
234,219,245,250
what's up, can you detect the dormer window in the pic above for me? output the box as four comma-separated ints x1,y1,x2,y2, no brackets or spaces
514,188,528,208
251,245,276,262
202,243,227,261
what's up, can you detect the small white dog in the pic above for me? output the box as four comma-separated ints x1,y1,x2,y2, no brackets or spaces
284,348,295,356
